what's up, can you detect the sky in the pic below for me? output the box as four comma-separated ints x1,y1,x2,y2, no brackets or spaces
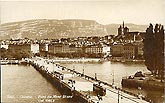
0,0,165,25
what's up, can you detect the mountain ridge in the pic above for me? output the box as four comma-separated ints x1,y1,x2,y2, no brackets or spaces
0,19,148,40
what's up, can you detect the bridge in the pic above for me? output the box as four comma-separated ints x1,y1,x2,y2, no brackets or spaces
24,57,150,103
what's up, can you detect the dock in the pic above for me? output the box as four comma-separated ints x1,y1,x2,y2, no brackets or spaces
25,57,150,103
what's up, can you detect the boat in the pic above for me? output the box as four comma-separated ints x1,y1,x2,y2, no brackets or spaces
0,60,9,65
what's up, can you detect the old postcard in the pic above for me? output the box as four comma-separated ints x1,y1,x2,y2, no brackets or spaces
0,0,164,103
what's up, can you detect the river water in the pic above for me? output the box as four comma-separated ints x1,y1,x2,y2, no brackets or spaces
61,61,164,103
1,65,69,103
1,61,164,103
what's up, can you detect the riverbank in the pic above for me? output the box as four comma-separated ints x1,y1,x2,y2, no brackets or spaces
122,72,164,90
38,56,145,64
41,57,104,63
109,57,145,63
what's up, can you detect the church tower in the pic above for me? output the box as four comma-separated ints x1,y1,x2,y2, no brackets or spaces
123,21,124,28
118,21,129,35
118,25,122,35
118,21,125,35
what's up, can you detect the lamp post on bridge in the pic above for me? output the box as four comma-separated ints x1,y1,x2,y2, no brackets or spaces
110,68,115,86
83,68,84,75
112,69,114,85
95,73,97,80
72,65,75,77
118,90,120,103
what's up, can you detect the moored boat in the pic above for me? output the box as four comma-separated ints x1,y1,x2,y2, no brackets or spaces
0,60,9,65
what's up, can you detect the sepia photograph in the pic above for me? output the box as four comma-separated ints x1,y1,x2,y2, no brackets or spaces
0,0,164,103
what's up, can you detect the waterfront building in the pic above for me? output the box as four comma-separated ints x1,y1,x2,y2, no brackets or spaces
48,43,82,54
85,45,103,54
69,44,82,53
39,44,48,52
123,43,137,59
136,43,144,59
48,44,54,54
31,44,39,54
8,43,31,53
111,43,139,60
48,43,63,54
39,43,48,57
111,43,123,57
61,45,70,53
103,45,110,54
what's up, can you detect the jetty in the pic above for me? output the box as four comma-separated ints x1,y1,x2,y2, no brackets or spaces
24,57,150,103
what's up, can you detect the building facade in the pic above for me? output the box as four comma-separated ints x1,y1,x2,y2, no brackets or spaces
85,45,103,54
8,44,31,53
111,44,123,57
39,44,48,52
123,44,137,59
31,44,39,53
48,44,83,54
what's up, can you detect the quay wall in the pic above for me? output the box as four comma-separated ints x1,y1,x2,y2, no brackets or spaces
122,78,164,90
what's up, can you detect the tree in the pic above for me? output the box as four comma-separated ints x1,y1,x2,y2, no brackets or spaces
143,24,155,73
143,23,164,81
